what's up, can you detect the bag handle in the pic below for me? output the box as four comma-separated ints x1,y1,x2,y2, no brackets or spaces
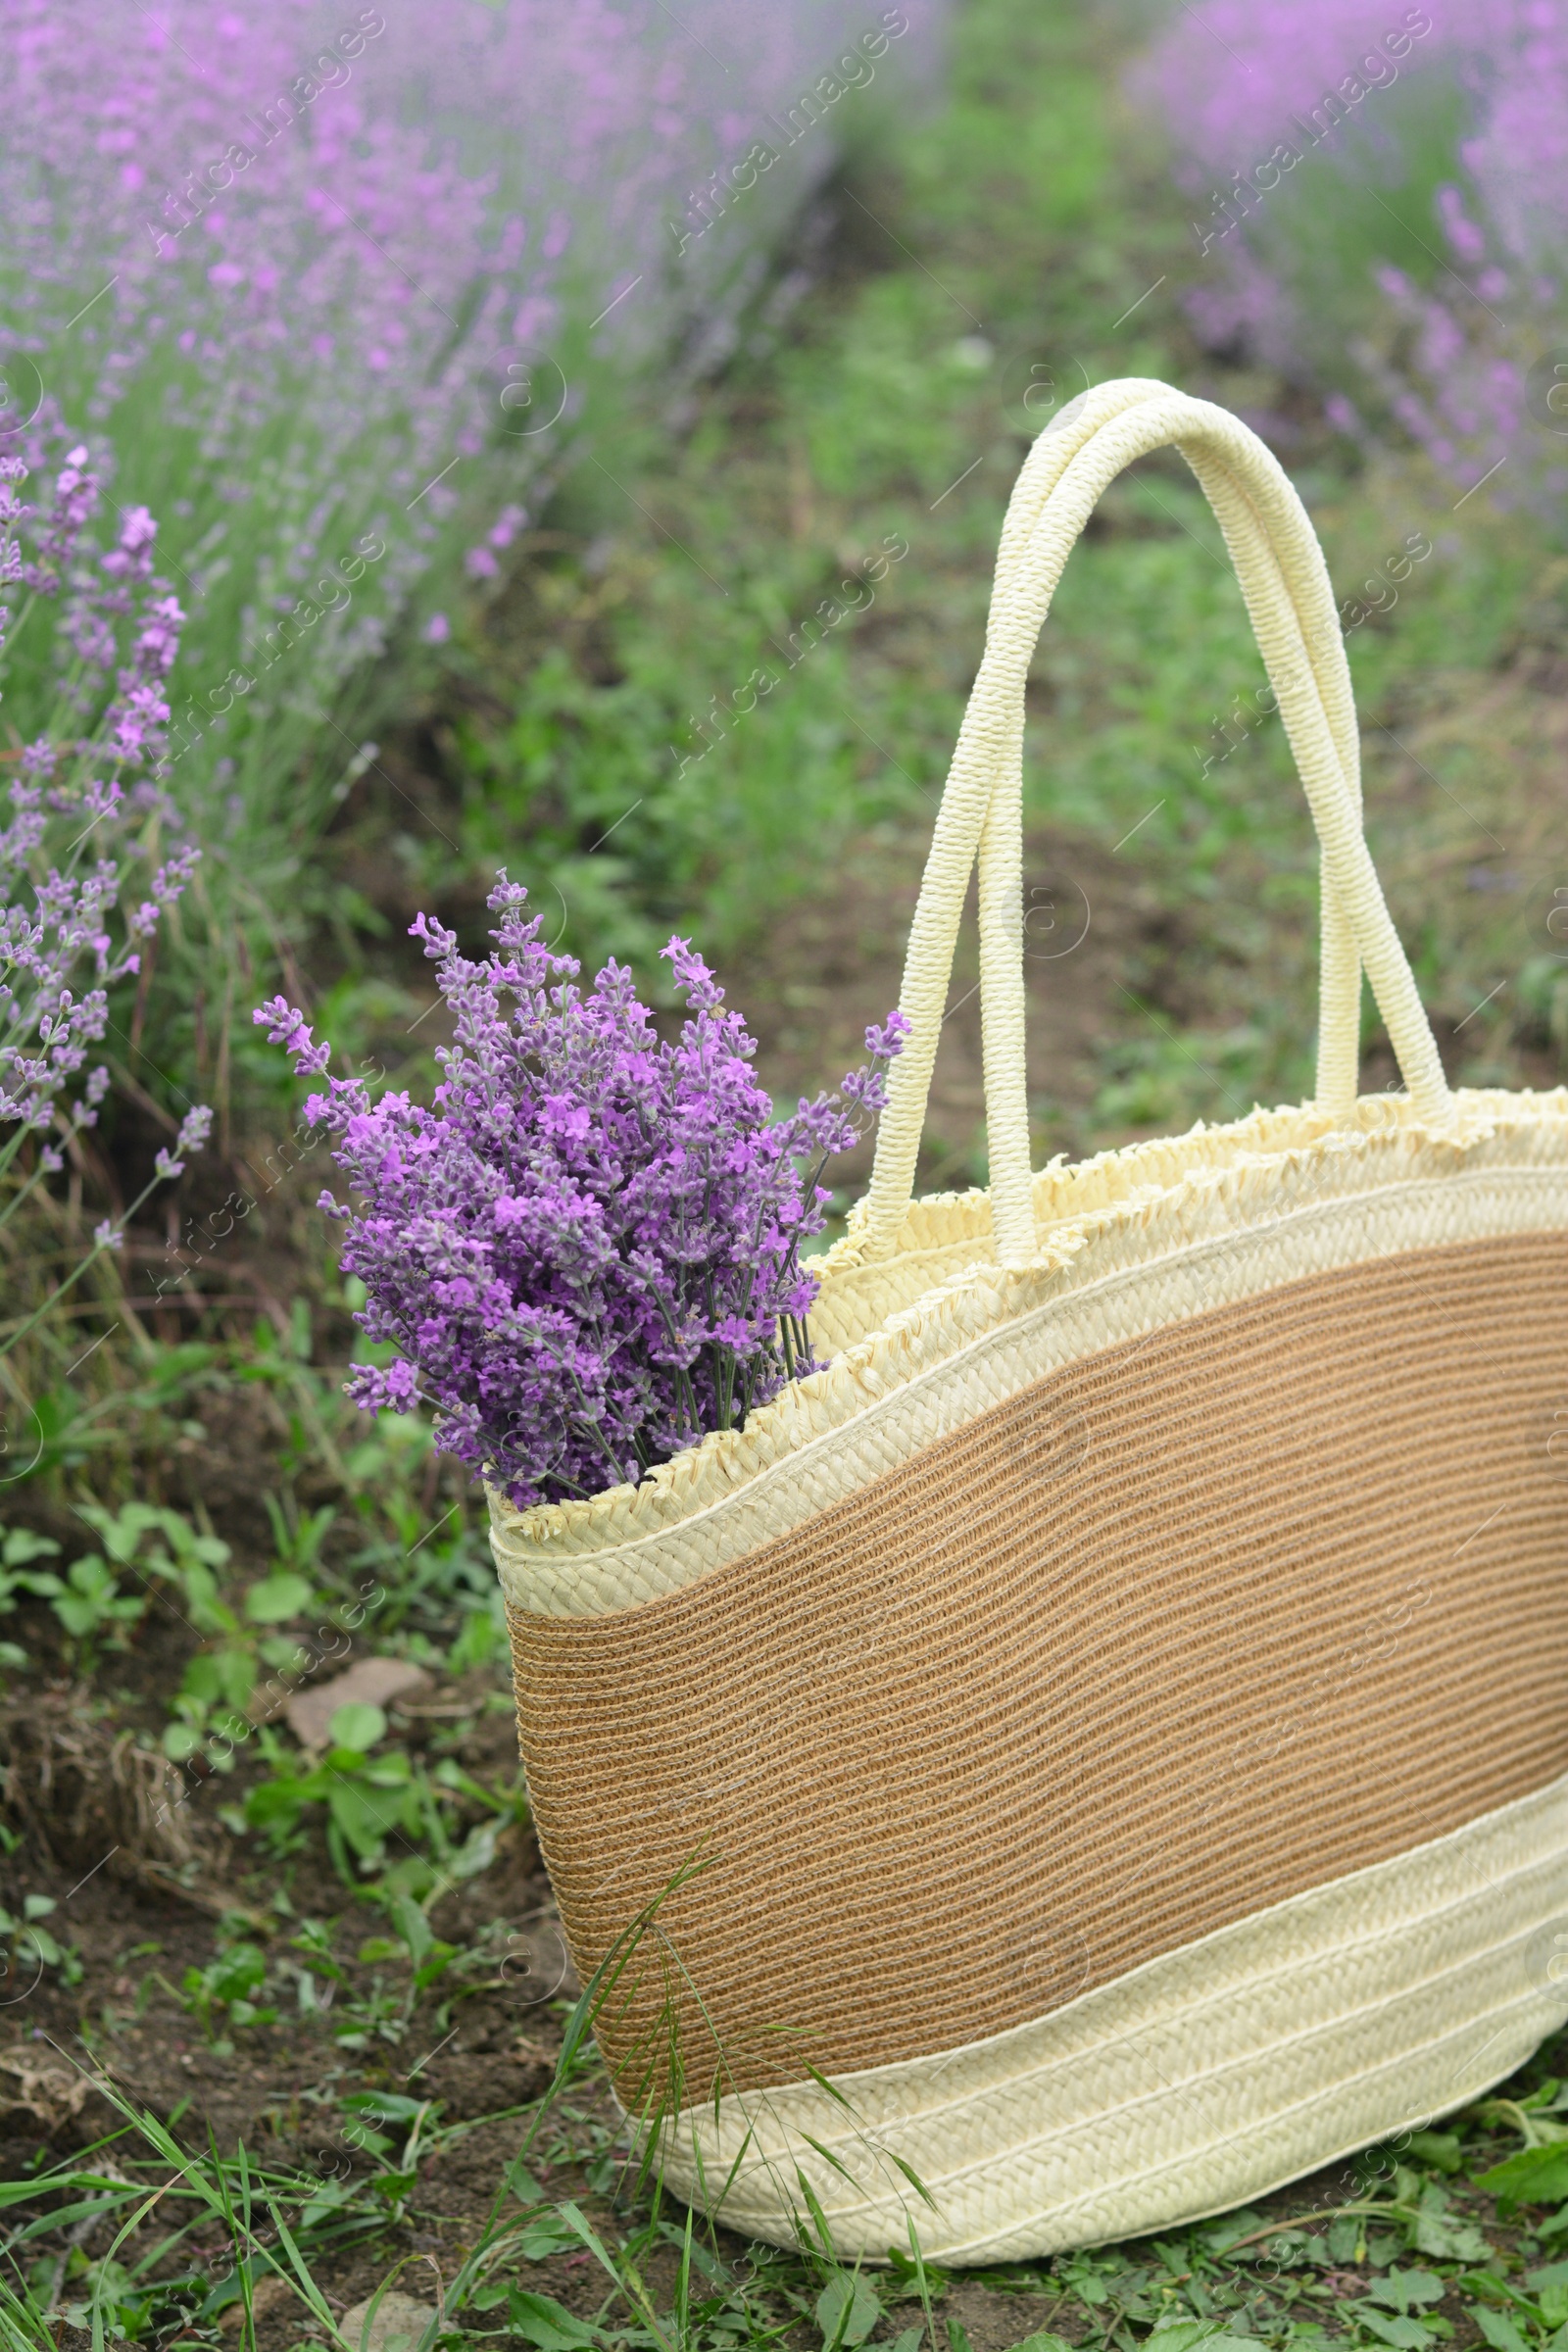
859,379,1453,1268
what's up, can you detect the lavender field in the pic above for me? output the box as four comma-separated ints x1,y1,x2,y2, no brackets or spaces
3,0,1568,2345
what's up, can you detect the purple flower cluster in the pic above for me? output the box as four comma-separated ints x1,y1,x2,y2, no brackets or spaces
0,436,209,1230
1,0,943,830
1,414,188,762
1133,0,1568,518
256,878,906,1508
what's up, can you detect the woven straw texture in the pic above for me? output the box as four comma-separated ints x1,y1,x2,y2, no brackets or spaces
650,1770,1568,2261
491,1108,1568,1614
509,1227,1568,2101
488,381,1568,2259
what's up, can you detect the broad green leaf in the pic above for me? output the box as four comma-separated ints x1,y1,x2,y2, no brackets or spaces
447,1817,499,1881
209,1944,267,2003
1368,2270,1446,2313
1406,2131,1463,2173
325,1779,396,1856
328,1701,387,1751
1146,2328,1258,2352
1474,2309,1533,2352
814,2273,881,2351
1352,2310,1434,2352
244,1571,312,1623
504,2287,599,2350
2,1530,58,1566
391,1891,432,1965
1476,2141,1568,2208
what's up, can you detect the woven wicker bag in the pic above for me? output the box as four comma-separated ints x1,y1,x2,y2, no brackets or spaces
490,379,1568,2264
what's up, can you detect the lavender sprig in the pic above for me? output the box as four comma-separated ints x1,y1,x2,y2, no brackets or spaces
0,439,211,1342
256,877,906,1509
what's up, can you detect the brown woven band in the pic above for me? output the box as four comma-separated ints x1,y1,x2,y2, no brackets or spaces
507,1231,1568,2104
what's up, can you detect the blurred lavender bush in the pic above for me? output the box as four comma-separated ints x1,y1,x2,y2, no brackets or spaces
0,0,940,859
1134,0,1568,519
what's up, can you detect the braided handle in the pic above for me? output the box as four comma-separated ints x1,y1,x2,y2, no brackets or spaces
859,379,1451,1268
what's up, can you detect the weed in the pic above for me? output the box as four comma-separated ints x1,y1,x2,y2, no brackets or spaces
177,1942,278,2053
0,1530,62,1670
47,1554,147,1663
0,1895,82,1994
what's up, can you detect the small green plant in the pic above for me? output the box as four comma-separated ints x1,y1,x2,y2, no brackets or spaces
3,1513,158,1669
46,1552,146,1666
241,1697,527,1895
178,1939,278,2053
67,1498,323,1764
0,1892,82,1991
69,1502,247,1741
242,1704,425,1882
0,1527,62,1667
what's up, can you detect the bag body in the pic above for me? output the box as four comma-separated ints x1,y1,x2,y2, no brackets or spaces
490,380,1568,2262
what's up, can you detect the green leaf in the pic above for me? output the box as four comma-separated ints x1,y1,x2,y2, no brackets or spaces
1146,2329,1258,2352
1000,2336,1074,2352
2,1531,58,1566
1475,2141,1568,2208
1406,2131,1464,2173
514,2213,585,2261
343,2090,425,2124
1474,2310,1533,2352
1352,2310,1434,2352
209,1944,267,2003
446,1816,500,1881
325,1778,396,1856
815,2274,880,2351
244,1572,313,1624
391,1891,432,1966
1368,2271,1446,2314
504,2288,599,2350
328,1700,386,1751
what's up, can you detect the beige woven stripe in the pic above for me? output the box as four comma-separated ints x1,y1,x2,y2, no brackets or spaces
489,1102,1568,1617
651,1771,1568,2262
508,1230,1568,2103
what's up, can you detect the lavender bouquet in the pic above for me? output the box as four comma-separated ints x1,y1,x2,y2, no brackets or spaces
257,877,905,1508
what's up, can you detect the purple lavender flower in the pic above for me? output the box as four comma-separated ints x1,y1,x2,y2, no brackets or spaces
1133,0,1568,518
0,0,945,826
256,877,904,1509
0,447,211,1340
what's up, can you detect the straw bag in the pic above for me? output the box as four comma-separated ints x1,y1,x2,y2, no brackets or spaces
489,379,1568,2263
